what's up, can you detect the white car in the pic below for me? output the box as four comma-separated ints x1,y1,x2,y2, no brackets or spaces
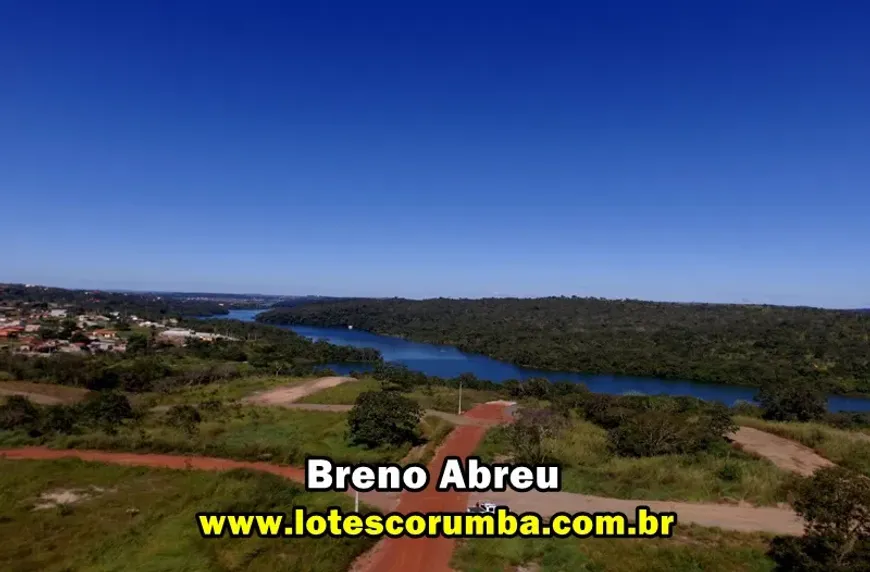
467,502,500,514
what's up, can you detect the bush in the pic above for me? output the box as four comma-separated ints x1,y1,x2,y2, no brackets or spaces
347,391,422,448
506,407,567,464
42,404,78,434
0,395,41,433
768,466,870,571
607,406,735,458
757,382,826,422
80,391,134,434
165,404,201,436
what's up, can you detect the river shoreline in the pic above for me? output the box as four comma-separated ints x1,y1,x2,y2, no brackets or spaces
209,309,870,412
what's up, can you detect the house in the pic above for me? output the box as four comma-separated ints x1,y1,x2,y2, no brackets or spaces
24,324,41,332
92,329,117,339
49,309,68,318
0,326,24,338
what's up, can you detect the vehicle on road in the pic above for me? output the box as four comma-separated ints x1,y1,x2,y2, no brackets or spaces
467,501,501,514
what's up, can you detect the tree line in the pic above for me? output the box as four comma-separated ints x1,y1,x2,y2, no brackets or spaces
258,296,870,394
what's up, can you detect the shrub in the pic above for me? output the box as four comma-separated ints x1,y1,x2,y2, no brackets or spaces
0,395,41,433
757,382,826,423
347,390,422,448
768,466,870,571
42,404,78,434
80,391,134,434
165,404,202,436
506,407,567,464
607,407,735,458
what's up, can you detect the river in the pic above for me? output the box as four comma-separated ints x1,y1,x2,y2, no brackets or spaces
215,309,870,412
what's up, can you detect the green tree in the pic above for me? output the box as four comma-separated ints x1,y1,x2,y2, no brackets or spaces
347,391,422,448
757,382,827,422
81,391,134,434
768,466,870,571
0,395,41,432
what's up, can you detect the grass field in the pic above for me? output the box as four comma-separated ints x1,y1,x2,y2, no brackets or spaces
475,416,789,505
0,458,376,572
452,525,775,572
133,375,313,407
0,404,415,466
297,378,506,413
735,416,870,477
0,380,91,403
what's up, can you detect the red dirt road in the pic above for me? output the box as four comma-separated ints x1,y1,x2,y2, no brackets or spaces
356,402,512,572
0,447,398,512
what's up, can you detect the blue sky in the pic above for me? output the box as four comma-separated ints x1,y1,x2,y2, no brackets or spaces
2,1,868,307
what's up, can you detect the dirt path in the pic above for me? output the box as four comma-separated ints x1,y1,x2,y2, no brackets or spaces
0,447,399,512
729,426,834,476
352,402,512,572
0,388,66,405
243,376,358,405
469,490,802,535
0,381,90,405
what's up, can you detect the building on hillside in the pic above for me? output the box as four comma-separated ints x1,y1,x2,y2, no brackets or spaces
49,309,67,318
92,329,118,339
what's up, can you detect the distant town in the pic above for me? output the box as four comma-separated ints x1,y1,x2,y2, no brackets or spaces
0,302,237,356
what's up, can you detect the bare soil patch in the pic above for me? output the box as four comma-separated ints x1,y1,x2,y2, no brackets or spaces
0,381,90,405
243,376,357,405
469,489,803,536
32,485,116,510
730,426,834,476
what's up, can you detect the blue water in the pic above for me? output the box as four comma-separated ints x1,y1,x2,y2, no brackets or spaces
215,309,870,412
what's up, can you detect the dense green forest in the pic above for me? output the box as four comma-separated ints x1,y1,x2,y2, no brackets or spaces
258,297,870,394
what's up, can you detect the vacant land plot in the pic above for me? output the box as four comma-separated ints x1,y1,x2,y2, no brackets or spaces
245,376,358,405
297,379,506,414
134,374,313,407
736,416,870,477
0,404,414,466
452,525,775,572
0,458,375,572
475,417,789,505
0,381,90,405
297,377,381,404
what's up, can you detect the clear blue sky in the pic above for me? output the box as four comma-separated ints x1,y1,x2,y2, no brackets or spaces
2,1,868,307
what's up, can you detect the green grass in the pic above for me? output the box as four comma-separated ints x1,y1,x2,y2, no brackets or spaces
735,416,870,477
296,378,382,404
0,380,91,403
0,405,412,466
295,378,506,414
452,525,774,572
404,414,455,465
0,458,376,572
406,386,506,413
476,415,788,505
132,375,312,408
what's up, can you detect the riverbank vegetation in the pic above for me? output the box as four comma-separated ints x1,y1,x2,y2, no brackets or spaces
452,525,776,572
0,458,376,572
258,297,870,394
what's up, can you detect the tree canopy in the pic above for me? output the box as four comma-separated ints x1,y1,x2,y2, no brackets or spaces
259,297,870,394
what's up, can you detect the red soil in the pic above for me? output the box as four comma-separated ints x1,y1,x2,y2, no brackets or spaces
358,402,511,572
